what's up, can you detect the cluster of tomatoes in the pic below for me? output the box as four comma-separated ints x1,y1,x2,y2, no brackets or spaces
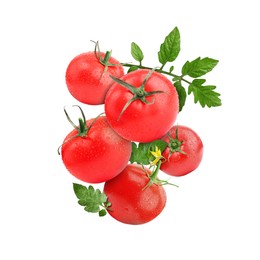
59,47,203,225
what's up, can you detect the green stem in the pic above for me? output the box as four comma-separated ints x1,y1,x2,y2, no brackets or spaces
143,160,179,189
121,63,191,85
150,160,162,181
160,64,165,70
143,160,162,190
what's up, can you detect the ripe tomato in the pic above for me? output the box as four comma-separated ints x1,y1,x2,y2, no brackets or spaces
61,116,132,183
105,69,179,142
160,125,203,177
65,52,124,105
104,164,166,225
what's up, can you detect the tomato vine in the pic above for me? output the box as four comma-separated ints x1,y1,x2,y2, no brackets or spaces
120,27,221,112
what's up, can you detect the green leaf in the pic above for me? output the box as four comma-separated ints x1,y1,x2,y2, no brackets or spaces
73,183,109,216
150,140,168,153
130,140,168,165
73,183,88,199
188,79,206,92
188,79,222,108
127,65,139,73
78,199,87,206
84,204,99,213
181,61,190,76
130,142,150,165
158,27,180,66
169,66,174,73
174,81,187,112
182,57,219,78
99,209,107,217
172,76,180,82
131,42,144,63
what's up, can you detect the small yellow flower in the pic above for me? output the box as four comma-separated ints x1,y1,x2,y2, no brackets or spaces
150,146,164,166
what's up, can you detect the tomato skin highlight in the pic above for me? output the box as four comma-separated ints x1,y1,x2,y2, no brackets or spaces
65,52,124,105
105,69,179,142
161,125,203,177
61,116,132,183
104,164,166,225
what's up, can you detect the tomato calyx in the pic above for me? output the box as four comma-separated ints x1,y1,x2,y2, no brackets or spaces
110,69,164,120
167,126,186,157
142,146,178,190
64,105,88,137
92,41,121,77
57,105,103,155
143,160,178,190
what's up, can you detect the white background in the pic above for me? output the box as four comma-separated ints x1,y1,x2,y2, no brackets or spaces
1,0,259,259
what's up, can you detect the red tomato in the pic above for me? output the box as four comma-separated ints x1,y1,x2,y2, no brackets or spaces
104,164,166,225
65,52,124,105
61,116,132,183
161,125,203,177
105,69,179,142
